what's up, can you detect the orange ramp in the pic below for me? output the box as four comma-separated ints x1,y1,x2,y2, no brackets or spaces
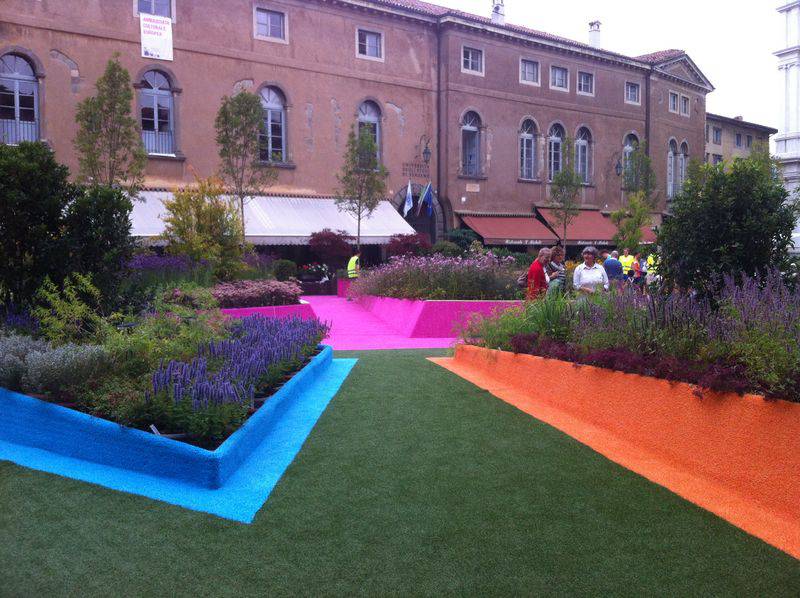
430,345,800,560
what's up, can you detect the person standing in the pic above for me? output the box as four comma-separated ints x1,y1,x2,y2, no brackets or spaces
603,250,624,290
546,245,567,295
347,250,361,279
632,252,645,292
526,247,551,299
619,248,635,278
573,246,609,294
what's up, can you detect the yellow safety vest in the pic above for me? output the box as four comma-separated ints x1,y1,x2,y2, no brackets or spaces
619,255,635,273
647,254,657,274
347,255,360,278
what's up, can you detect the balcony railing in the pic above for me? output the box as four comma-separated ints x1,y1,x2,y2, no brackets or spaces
1,119,39,144
142,130,175,155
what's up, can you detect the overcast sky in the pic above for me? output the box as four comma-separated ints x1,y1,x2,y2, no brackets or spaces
434,0,782,130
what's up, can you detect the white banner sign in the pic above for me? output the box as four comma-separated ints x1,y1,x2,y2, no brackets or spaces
140,14,173,61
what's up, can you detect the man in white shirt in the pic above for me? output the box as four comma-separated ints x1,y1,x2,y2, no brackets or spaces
573,246,609,294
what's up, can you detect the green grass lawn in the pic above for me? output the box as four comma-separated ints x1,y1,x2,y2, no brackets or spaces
1,349,798,596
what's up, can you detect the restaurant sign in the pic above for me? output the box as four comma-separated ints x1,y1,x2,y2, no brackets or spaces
140,14,173,61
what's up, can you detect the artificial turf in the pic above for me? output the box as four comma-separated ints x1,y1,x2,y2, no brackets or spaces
1,349,798,596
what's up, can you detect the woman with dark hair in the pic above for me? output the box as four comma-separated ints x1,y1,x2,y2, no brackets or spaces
546,245,567,295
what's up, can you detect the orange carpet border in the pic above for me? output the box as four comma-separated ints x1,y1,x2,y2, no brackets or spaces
429,345,800,561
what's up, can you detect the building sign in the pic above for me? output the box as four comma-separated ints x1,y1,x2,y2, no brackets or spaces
465,183,480,193
140,14,173,61
402,161,430,179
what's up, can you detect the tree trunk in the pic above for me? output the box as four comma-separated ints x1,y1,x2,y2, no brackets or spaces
240,196,246,244
357,213,362,253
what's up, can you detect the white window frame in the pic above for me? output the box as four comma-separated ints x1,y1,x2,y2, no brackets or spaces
624,81,641,105
577,71,595,97
550,65,569,92
355,28,384,62
253,6,288,44
680,94,690,117
519,58,540,87
519,120,537,180
668,90,679,114
134,0,177,23
461,45,484,76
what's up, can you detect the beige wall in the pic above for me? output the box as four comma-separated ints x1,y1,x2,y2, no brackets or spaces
705,118,772,163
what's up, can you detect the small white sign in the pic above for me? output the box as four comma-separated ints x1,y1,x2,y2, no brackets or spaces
140,14,173,61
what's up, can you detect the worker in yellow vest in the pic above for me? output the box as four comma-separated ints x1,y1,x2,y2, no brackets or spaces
347,250,361,279
619,248,635,277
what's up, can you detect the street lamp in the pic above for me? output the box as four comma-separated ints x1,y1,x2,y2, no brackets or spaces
615,159,623,177
418,135,432,165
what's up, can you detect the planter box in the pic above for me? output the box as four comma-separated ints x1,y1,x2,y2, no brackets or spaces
337,277,352,297
0,346,335,490
432,345,800,559
220,301,316,321
357,296,522,338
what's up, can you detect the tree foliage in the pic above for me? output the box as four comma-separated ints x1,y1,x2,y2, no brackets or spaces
623,141,657,203
215,91,276,238
73,55,146,194
309,229,354,269
548,137,583,245
335,127,389,250
611,191,651,252
161,176,244,280
658,150,799,294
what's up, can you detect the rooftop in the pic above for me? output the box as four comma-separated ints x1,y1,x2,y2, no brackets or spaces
706,113,779,134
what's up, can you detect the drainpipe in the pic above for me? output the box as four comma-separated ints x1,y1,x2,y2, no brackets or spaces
645,69,652,155
436,21,446,237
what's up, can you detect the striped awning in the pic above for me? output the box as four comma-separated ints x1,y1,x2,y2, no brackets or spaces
131,192,416,245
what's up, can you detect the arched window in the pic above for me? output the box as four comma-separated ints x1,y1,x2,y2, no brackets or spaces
548,123,565,181
575,127,592,184
139,70,174,155
623,133,639,175
0,53,39,144
461,111,481,177
519,119,536,180
358,100,381,163
677,142,689,194
667,140,678,199
259,87,286,163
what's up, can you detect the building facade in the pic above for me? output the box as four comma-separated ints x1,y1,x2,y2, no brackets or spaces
705,113,777,165
0,0,713,247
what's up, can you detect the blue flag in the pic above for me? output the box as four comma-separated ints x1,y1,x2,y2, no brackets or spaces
403,180,413,217
417,182,433,217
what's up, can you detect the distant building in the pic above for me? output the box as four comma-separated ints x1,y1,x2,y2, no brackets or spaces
0,0,714,249
775,1,800,249
704,114,777,166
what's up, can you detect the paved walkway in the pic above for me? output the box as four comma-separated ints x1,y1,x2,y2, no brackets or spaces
303,296,456,351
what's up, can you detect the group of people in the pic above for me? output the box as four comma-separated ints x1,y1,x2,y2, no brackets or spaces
526,246,658,299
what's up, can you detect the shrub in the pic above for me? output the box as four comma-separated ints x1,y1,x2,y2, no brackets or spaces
349,254,520,300
31,274,108,345
273,259,298,282
160,283,219,311
0,334,49,390
386,233,431,257
431,241,462,257
240,251,275,279
211,279,302,308
23,344,109,396
309,229,354,269
447,229,479,251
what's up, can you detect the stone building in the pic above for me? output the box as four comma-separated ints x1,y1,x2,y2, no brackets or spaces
0,0,713,248
704,113,777,165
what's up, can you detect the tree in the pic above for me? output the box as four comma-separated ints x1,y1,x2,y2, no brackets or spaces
161,176,244,280
309,229,354,270
658,149,799,294
611,191,650,252
63,185,135,307
335,127,389,251
548,137,582,246
623,141,657,203
73,55,146,194
386,234,432,257
215,91,276,241
0,142,77,305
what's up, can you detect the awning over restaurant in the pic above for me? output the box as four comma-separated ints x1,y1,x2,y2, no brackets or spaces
131,192,416,245
537,209,657,246
459,214,558,246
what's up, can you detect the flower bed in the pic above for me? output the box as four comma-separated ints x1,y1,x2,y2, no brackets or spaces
211,279,302,308
431,344,800,560
348,254,521,301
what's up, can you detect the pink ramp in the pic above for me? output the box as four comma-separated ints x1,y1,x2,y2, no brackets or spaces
302,296,456,351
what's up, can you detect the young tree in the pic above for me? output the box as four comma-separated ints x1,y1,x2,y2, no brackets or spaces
309,229,355,270
215,91,276,241
623,141,657,203
611,191,650,252
658,149,799,294
73,55,146,194
548,137,582,246
335,127,389,251
161,176,244,280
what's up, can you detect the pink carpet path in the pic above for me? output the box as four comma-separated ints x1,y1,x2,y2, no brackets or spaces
302,296,457,351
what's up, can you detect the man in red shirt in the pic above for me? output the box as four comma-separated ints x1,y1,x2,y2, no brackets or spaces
526,247,551,299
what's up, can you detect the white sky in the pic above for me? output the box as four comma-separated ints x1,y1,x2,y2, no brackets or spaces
434,0,782,130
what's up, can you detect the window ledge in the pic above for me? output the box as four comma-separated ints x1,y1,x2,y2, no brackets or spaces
260,161,296,170
518,178,542,184
147,153,185,162
458,173,488,181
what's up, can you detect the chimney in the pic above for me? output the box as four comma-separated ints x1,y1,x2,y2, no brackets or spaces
589,20,602,49
491,0,505,26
